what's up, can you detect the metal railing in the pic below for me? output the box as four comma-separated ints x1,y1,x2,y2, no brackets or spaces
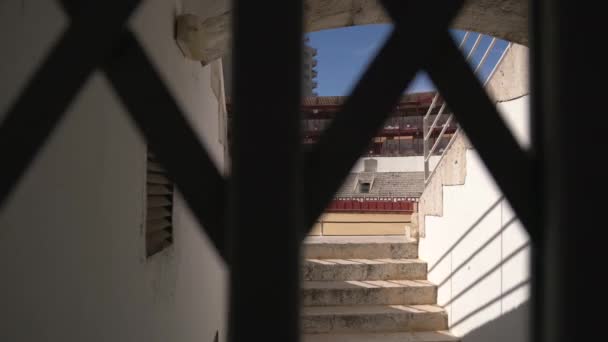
327,197,419,213
423,32,512,183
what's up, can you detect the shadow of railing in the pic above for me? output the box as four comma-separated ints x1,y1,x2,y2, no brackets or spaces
428,196,505,273
450,279,530,329
437,215,518,288
423,195,531,340
441,241,530,307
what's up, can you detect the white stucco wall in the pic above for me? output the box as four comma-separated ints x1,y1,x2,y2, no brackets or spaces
351,156,441,173
419,95,531,342
0,1,227,342
497,95,530,149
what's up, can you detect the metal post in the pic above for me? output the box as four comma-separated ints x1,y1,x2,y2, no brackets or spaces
529,2,545,342
230,1,303,341
532,0,595,341
423,114,430,179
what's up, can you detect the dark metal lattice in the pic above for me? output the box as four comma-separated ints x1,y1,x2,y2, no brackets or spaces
0,0,536,263
1,0,581,341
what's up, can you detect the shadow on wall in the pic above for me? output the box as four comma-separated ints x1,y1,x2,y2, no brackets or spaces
422,191,530,340
463,301,529,342
428,196,505,274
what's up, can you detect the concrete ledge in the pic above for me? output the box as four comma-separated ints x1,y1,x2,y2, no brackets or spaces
418,132,471,238
303,258,427,281
302,280,436,306
303,236,418,259
302,305,448,333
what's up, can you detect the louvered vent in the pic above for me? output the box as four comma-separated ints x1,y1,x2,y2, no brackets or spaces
146,152,173,256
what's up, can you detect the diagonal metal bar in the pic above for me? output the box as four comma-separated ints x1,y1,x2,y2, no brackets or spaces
424,32,536,238
302,0,464,232
0,1,141,210
1,1,228,259
426,114,454,159
102,32,227,260
474,38,498,75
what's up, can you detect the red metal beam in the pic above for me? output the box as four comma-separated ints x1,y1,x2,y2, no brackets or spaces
302,126,456,139
226,92,445,119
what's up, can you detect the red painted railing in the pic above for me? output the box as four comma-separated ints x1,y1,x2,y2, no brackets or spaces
327,197,418,213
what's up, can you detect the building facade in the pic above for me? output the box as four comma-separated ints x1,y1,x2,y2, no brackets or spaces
302,38,318,97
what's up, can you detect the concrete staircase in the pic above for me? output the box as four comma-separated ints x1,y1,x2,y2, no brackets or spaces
302,236,459,342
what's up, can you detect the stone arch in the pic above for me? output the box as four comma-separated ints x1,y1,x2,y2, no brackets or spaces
304,0,528,44
178,0,528,64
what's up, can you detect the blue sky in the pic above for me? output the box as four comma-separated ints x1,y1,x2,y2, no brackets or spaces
306,25,509,96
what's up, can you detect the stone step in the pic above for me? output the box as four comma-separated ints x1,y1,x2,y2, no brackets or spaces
301,305,448,334
304,236,418,260
303,258,427,281
302,331,460,342
302,280,436,306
